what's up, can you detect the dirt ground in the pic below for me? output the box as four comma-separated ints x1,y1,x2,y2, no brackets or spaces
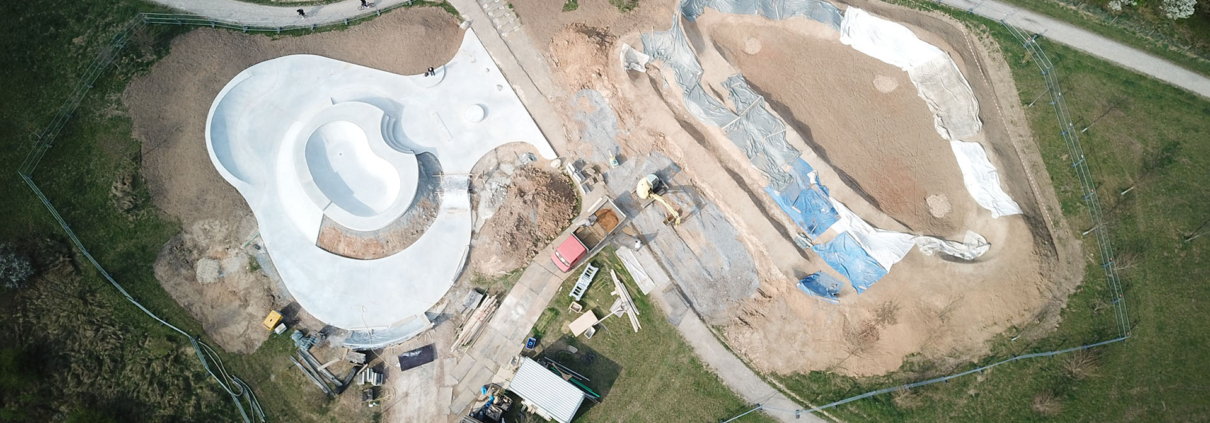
466,144,578,278
515,0,1081,377
123,8,564,355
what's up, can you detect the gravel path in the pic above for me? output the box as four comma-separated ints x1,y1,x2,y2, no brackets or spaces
941,0,1210,98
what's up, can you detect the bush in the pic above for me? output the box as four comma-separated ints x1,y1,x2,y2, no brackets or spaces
1161,0,1197,19
0,244,33,289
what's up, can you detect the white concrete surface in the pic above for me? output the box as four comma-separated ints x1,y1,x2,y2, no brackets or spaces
206,30,555,330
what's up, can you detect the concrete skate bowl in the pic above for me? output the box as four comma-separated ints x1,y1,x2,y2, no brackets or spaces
632,4,1073,376
204,30,556,335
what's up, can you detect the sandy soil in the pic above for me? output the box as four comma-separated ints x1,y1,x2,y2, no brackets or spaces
124,9,491,353
524,2,1080,376
153,213,282,353
466,145,578,278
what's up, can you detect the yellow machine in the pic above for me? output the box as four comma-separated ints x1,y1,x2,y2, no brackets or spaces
636,174,682,226
262,310,283,331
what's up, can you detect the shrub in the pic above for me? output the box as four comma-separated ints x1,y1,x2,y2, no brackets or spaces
0,244,33,289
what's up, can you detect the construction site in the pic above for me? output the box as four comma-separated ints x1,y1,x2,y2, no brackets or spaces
6,0,1101,421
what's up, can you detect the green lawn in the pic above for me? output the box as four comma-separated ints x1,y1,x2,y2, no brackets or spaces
764,4,1210,421
0,1,428,422
988,0,1210,77
513,248,774,423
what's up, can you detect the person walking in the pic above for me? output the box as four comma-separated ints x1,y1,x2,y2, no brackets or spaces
297,9,307,19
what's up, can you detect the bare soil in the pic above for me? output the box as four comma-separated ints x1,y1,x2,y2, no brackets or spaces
466,151,578,278
522,2,1080,376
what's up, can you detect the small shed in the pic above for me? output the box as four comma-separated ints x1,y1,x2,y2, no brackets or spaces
507,357,585,423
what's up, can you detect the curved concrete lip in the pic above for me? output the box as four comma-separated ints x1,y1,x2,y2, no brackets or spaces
204,30,556,330
295,101,419,232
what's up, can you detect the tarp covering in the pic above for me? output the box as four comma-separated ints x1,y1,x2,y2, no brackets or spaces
619,43,651,72
798,272,843,304
828,198,916,271
916,231,990,260
764,158,839,239
950,141,1022,218
908,56,983,140
642,20,800,190
812,232,887,294
840,7,981,140
839,7,943,70
681,0,844,30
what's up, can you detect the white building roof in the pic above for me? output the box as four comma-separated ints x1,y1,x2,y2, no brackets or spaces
508,358,585,423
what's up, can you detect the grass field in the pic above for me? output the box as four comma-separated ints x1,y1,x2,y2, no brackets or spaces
764,4,1210,421
0,1,421,421
513,248,774,423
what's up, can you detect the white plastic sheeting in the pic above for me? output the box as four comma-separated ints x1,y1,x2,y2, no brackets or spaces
840,7,981,140
840,7,944,70
828,198,917,271
950,141,1022,218
619,43,651,72
916,231,990,260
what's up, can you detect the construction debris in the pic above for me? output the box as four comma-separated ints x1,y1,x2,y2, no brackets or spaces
569,263,599,301
609,270,642,333
453,295,499,352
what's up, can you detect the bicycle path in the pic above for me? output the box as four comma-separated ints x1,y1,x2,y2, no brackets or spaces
942,0,1210,98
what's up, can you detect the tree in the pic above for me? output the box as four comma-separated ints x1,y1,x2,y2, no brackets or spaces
0,244,33,289
1161,0,1197,19
1108,0,1137,12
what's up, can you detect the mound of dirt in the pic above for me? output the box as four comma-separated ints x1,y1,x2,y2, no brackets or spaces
468,164,577,278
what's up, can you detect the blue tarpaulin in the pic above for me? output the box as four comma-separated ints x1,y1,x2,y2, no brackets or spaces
812,232,887,294
798,272,843,304
765,159,839,239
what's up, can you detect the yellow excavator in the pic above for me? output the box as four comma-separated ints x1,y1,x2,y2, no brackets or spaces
636,174,682,226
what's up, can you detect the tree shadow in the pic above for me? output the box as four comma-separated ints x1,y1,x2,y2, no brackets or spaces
541,335,623,417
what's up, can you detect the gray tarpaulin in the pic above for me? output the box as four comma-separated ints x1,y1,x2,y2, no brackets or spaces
680,0,843,30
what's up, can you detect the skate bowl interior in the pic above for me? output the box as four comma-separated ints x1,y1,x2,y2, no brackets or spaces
204,29,556,331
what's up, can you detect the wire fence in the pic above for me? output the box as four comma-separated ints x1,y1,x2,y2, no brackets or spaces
723,16,1135,423
1000,21,1131,339
13,7,438,421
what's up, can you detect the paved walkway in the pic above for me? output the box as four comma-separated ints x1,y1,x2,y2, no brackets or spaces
941,0,1210,98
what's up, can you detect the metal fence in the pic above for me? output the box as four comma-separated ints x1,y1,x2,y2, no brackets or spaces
725,16,1135,422
13,7,437,421
1000,21,1131,339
